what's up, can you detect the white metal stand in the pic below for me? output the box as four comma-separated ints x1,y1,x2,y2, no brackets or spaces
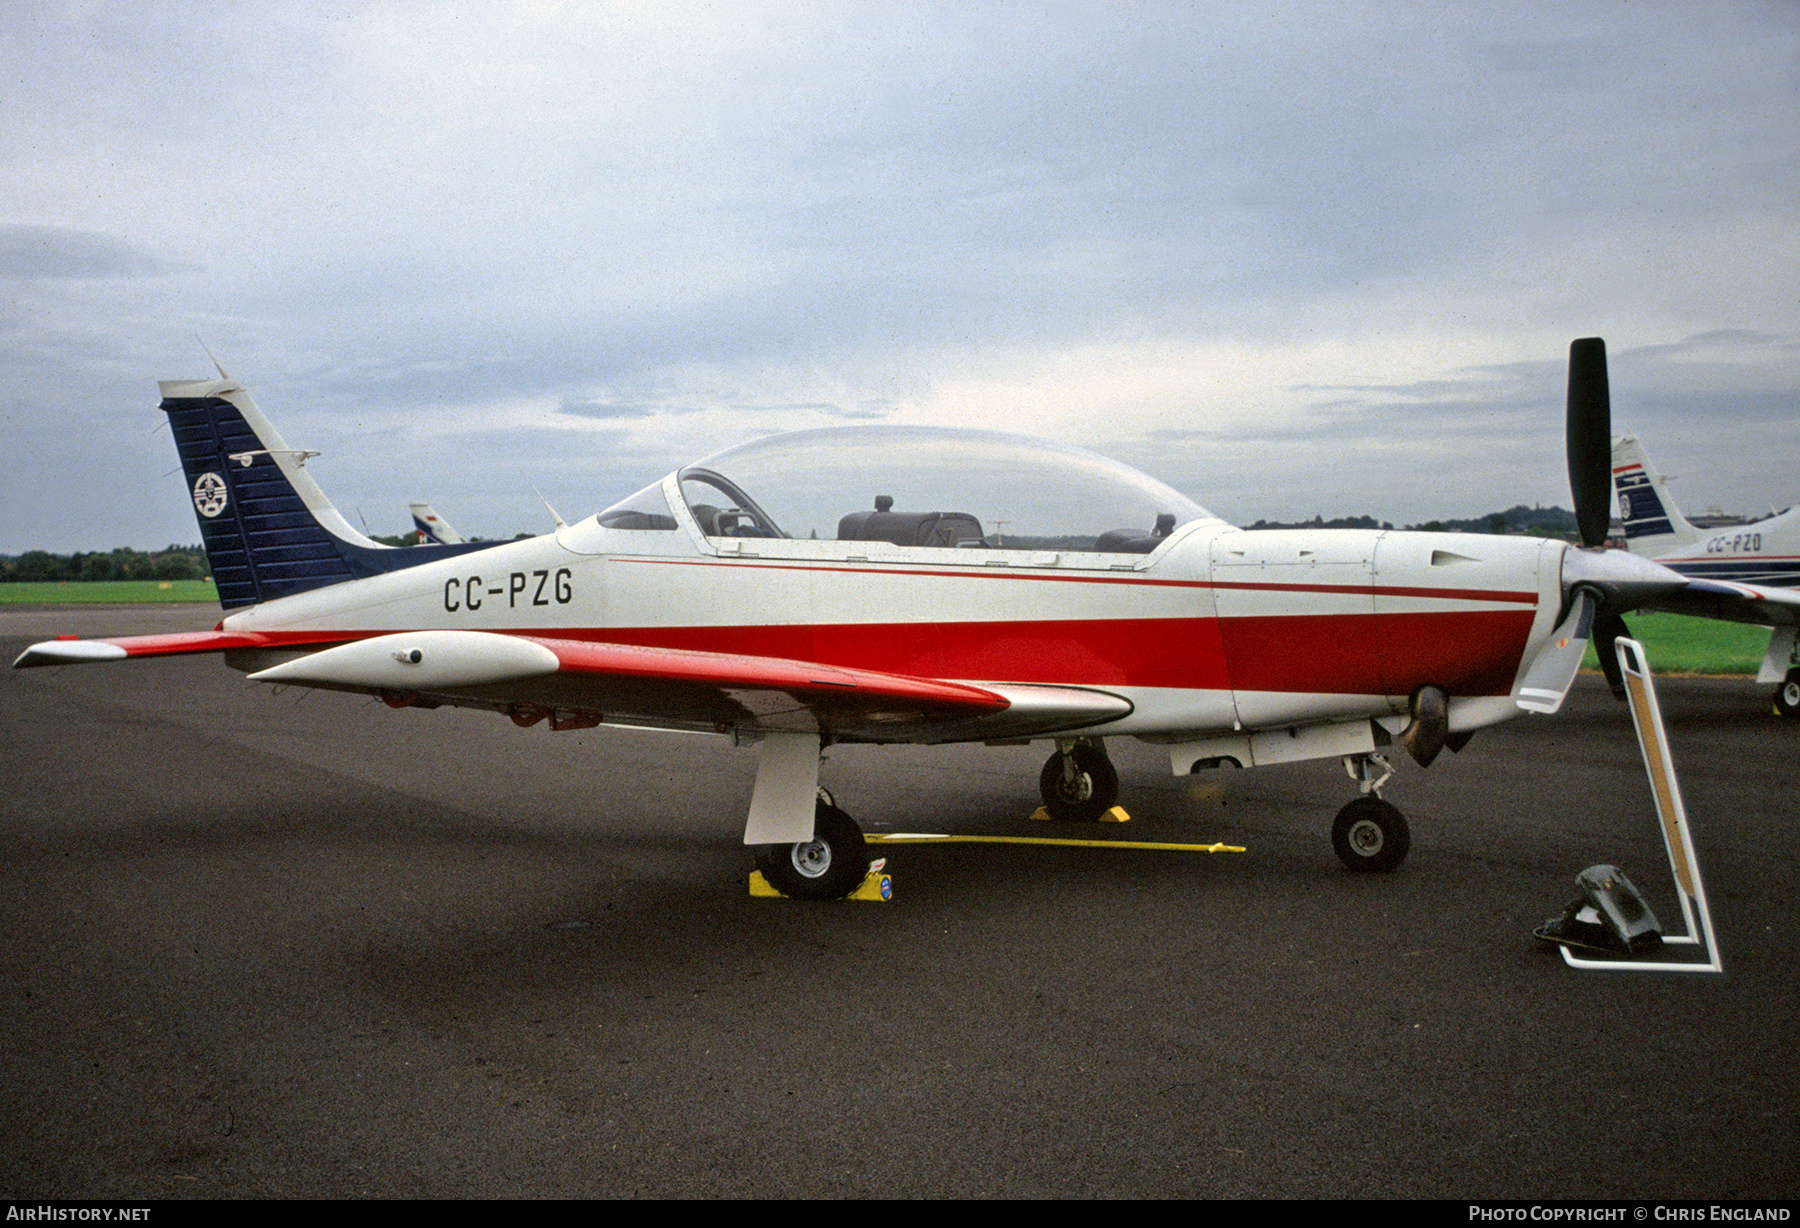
1560,637,1722,973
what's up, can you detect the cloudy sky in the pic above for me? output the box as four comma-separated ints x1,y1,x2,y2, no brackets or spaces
2,1,1795,552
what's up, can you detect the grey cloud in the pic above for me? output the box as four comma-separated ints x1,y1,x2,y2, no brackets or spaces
560,400,660,420
0,225,186,280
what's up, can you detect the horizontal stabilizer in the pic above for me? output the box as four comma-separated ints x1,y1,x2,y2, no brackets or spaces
13,640,126,666
11,629,311,669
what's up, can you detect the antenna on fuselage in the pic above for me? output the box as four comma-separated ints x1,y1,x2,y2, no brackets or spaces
193,335,233,381
533,485,567,529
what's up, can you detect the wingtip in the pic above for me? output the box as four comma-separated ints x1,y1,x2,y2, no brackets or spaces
12,640,129,669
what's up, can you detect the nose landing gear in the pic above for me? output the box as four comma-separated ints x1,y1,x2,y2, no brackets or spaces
1038,739,1120,822
1333,753,1410,872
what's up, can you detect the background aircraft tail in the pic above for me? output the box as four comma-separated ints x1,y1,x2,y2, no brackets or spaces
410,502,466,544
1611,434,1701,556
161,378,492,609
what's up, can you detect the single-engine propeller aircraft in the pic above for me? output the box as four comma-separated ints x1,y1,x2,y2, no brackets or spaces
12,339,1740,898
1612,434,1800,718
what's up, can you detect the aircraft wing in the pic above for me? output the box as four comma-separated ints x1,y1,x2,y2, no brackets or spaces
247,631,1137,739
17,628,1130,742
1654,578,1800,627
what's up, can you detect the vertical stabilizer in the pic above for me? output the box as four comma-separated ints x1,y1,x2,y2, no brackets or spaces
1611,434,1701,556
160,379,491,609
409,502,466,544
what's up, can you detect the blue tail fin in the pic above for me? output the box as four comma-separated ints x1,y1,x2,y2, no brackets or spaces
160,378,493,609
1610,433,1701,556
409,502,466,545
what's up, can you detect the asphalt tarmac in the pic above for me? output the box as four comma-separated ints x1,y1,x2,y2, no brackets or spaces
2,604,1796,1199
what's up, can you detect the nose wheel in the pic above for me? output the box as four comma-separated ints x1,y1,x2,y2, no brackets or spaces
1332,796,1410,872
1038,741,1119,822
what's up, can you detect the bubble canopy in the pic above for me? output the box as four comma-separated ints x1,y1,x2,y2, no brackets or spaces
599,425,1218,552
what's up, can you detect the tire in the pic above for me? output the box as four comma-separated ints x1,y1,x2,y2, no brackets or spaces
1775,669,1800,721
754,802,868,900
1038,744,1119,822
1332,796,1411,873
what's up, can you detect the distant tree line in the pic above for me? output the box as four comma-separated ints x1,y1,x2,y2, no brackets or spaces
0,545,210,582
1408,504,1579,538
1248,504,1579,540
1246,513,1395,531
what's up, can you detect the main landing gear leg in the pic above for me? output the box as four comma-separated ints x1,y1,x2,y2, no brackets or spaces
1038,738,1119,822
1333,753,1410,873
744,732,869,901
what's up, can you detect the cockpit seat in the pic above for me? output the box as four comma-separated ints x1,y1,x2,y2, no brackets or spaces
838,498,985,547
1093,529,1159,553
1094,512,1179,554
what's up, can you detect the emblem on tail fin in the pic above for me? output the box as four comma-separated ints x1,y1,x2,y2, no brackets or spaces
192,472,228,518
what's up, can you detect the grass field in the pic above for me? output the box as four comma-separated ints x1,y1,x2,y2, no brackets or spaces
0,580,219,604
1581,612,1768,675
0,582,1776,675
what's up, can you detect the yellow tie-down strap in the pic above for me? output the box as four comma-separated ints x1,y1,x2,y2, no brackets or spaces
866,833,1246,854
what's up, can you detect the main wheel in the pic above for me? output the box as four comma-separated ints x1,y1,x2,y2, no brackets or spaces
1775,669,1800,721
754,802,868,900
1332,796,1411,872
1038,744,1119,822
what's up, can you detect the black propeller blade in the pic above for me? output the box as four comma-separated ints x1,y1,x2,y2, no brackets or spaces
1593,610,1629,700
1567,337,1613,550
1567,337,1633,699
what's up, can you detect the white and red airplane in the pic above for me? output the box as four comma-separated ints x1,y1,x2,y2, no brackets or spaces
1611,434,1800,718
13,339,1726,898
